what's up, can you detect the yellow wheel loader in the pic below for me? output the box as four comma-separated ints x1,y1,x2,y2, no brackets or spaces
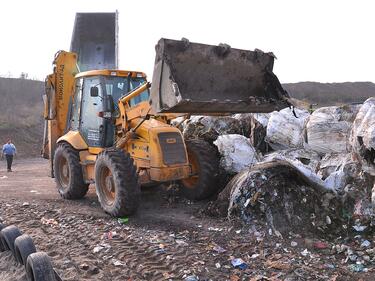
42,18,290,217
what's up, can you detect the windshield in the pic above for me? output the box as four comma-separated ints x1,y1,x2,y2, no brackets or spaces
102,76,149,110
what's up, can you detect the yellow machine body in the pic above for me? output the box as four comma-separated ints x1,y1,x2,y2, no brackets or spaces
43,51,191,186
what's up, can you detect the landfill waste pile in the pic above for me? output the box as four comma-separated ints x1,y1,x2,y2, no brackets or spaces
176,98,375,238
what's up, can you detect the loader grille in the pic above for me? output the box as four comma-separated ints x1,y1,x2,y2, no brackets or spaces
158,132,187,165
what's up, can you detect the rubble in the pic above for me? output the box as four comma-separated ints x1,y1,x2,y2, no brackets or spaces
213,134,259,174
265,107,309,150
305,104,361,155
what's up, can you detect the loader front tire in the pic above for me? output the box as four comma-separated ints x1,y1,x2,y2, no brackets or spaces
180,140,220,200
53,143,89,199
95,149,140,217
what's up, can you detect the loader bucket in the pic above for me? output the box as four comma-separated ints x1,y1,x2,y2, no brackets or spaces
70,12,118,72
150,38,290,114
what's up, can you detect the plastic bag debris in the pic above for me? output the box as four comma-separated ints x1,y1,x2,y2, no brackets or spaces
118,217,128,224
305,105,360,155
350,98,375,175
263,148,321,171
214,134,259,174
266,107,309,150
231,258,248,269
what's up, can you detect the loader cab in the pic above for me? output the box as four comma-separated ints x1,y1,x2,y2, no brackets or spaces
70,70,148,148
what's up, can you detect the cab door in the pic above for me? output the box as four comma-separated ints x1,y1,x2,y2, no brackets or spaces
80,77,105,147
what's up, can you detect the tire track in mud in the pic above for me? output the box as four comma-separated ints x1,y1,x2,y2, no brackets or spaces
0,201,214,280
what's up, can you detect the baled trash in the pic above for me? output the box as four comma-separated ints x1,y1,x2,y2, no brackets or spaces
181,116,242,142
213,134,259,174
266,108,309,150
305,105,361,155
350,98,375,175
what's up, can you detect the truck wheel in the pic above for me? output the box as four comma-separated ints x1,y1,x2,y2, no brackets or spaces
180,140,220,200
26,252,55,281
53,143,89,199
95,149,140,217
14,234,37,265
0,225,22,254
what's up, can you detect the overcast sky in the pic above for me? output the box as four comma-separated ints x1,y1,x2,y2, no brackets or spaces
0,0,374,83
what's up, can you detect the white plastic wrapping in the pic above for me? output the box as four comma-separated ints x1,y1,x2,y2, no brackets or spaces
350,98,375,175
213,134,259,174
305,105,361,155
266,108,309,150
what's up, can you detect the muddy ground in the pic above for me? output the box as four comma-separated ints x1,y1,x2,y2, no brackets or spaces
0,158,374,280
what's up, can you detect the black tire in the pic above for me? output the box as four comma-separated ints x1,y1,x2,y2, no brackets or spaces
53,142,89,199
95,149,140,217
14,234,37,265
0,225,22,254
26,252,55,281
0,223,5,252
180,139,220,200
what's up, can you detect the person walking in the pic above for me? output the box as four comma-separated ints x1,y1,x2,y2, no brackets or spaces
2,139,16,172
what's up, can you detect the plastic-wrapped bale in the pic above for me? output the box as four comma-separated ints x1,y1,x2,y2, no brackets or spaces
225,160,345,235
265,107,309,150
305,104,361,155
213,134,259,174
263,148,321,171
182,116,242,142
350,98,375,176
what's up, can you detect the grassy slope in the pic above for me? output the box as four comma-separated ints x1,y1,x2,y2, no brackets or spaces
0,78,44,157
0,77,375,157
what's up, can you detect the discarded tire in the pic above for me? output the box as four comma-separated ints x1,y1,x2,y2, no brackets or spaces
0,223,5,251
26,252,55,281
14,234,37,265
0,225,22,254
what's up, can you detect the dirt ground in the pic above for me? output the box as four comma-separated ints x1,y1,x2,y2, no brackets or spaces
0,158,374,280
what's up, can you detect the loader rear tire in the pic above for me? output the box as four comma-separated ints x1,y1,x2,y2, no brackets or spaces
180,140,220,200
26,252,55,281
54,143,89,200
95,149,140,217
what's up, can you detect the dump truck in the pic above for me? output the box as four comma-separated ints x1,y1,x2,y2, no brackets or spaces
42,14,290,217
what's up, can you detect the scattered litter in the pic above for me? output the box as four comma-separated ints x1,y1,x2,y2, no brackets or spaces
22,202,30,207
184,275,199,281
176,239,188,246
361,240,371,248
301,249,310,256
353,225,367,232
93,246,104,253
290,241,298,247
215,262,221,269
41,217,58,227
112,258,125,266
231,258,248,270
101,231,118,240
348,264,365,272
117,217,129,224
213,245,226,253
313,241,329,250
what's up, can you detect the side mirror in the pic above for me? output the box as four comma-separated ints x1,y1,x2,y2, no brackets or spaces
90,86,99,97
